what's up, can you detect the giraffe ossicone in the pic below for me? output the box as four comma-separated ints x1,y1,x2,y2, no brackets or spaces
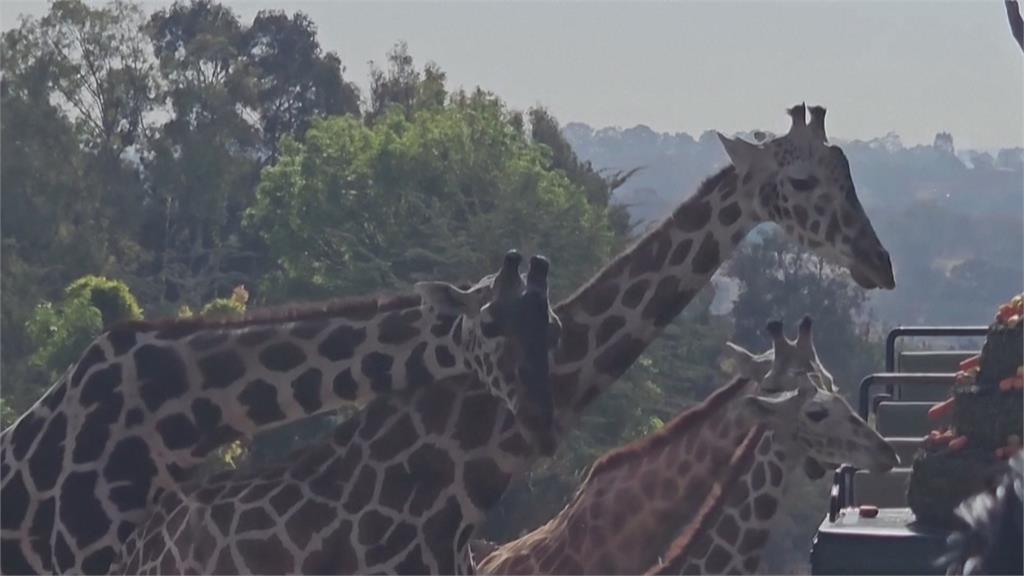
0,249,561,574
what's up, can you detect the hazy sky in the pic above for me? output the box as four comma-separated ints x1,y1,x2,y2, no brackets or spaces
3,1,1022,150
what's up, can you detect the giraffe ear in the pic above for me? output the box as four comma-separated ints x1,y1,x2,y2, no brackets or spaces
414,282,485,317
717,132,759,173
719,342,772,380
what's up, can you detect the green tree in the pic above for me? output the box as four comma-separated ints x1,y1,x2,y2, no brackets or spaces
726,229,882,397
9,276,143,420
241,9,361,163
247,93,618,303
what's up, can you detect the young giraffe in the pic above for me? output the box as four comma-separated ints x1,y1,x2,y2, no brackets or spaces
476,317,897,575
111,104,894,574
716,321,841,574
0,251,562,574
647,360,895,573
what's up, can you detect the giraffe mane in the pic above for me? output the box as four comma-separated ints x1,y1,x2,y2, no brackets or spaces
582,375,752,482
649,424,768,574
554,166,738,312
111,282,472,334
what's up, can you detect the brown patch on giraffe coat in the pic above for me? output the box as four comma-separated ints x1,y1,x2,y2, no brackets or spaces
464,457,511,509
291,368,323,414
454,393,498,451
629,231,673,279
378,309,423,344
753,494,778,520
361,352,393,392
668,238,694,266
675,199,713,232
237,535,294,574
718,202,743,227
332,368,359,400
596,315,626,348
621,278,650,309
318,324,367,362
579,281,621,316
691,232,720,276
416,383,456,434
744,555,761,572
706,544,732,573
259,341,307,372
717,512,741,545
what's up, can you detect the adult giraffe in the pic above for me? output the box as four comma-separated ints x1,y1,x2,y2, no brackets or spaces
0,251,562,574
476,317,897,574
114,104,895,574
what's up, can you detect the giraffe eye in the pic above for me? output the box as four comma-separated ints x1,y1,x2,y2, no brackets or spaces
805,408,828,423
789,176,818,192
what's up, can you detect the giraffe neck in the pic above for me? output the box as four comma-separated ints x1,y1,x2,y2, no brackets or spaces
476,377,762,575
651,428,794,575
550,166,761,419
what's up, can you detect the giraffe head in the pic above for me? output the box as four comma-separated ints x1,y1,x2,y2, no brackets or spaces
717,103,895,289
415,250,561,455
740,318,898,473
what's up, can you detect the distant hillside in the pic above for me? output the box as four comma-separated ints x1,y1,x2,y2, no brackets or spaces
563,123,1024,326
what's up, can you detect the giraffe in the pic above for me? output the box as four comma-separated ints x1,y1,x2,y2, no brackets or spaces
0,250,562,575
647,388,896,573
476,317,897,575
6,102,893,574
716,318,843,574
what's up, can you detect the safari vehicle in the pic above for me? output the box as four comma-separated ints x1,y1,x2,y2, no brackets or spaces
811,326,988,575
